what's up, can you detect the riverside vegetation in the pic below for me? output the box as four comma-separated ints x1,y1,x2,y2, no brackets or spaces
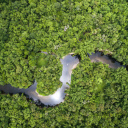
0,0,128,127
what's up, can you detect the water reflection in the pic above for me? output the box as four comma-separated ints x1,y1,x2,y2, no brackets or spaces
0,54,80,106
0,51,125,106
88,51,126,69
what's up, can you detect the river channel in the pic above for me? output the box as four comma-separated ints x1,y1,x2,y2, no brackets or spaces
0,51,126,106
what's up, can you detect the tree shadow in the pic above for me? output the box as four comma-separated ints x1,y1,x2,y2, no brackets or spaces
0,0,23,4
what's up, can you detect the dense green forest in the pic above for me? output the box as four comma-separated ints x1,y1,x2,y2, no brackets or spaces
1,0,128,127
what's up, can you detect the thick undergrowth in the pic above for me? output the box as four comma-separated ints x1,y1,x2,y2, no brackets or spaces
1,0,128,127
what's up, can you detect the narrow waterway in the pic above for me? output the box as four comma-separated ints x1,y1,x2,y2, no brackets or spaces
0,51,125,106
88,51,126,69
0,53,79,106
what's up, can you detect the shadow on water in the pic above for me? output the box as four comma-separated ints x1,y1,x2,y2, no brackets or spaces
88,51,126,69
0,54,80,107
0,51,126,107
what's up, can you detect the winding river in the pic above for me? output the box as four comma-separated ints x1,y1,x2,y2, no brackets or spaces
0,51,125,106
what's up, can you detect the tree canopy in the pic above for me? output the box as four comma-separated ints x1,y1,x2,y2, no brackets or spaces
0,0,128,127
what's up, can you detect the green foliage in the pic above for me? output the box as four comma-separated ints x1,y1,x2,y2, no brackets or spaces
0,93,43,128
64,59,128,127
1,0,128,127
34,53,62,96
1,0,128,88
36,53,48,68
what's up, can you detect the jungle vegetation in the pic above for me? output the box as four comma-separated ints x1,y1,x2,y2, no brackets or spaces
0,0,128,127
